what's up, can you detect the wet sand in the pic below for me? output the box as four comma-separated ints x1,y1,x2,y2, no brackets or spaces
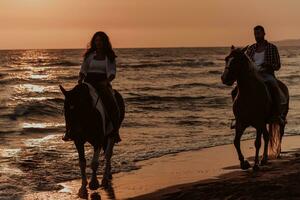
22,135,300,200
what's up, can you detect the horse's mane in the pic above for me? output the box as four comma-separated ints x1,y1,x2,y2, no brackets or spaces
240,50,264,82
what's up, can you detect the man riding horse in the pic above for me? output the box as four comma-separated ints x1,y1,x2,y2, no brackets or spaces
232,25,284,125
221,26,289,170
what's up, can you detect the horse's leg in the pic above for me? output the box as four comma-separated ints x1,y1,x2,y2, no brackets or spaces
102,137,115,187
75,141,88,198
261,126,269,165
89,146,101,190
234,124,250,170
253,128,263,171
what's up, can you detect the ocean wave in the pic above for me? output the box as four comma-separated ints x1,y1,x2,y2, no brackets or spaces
21,126,64,134
208,70,221,74
124,60,216,68
126,95,206,103
55,74,79,80
126,95,230,110
44,61,80,67
10,98,63,119
143,53,163,58
0,130,20,135
8,60,80,68
280,74,300,79
171,82,212,89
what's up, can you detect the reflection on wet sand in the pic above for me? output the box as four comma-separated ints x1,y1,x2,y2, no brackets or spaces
103,182,117,200
23,179,117,200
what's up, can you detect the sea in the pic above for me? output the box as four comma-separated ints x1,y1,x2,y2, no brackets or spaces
1,47,300,197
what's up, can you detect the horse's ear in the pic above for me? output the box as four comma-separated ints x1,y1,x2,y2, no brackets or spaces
59,85,67,96
241,45,249,53
231,45,235,50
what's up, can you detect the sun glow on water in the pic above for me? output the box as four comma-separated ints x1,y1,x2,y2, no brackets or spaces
16,84,45,93
30,74,49,80
22,122,64,129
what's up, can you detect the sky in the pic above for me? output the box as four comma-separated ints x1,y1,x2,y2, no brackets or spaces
0,0,300,49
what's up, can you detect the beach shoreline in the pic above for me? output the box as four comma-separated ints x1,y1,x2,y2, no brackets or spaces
22,135,300,200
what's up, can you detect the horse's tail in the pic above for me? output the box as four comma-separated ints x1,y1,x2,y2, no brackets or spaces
268,80,289,159
268,123,281,159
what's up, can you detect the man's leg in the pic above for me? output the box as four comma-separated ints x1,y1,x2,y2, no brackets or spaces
263,74,283,124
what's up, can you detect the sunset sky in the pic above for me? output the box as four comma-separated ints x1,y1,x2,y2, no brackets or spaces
0,0,300,49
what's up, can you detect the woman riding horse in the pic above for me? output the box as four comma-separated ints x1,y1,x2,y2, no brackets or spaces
60,32,125,198
63,31,121,142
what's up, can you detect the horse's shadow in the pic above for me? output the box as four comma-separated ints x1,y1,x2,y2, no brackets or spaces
102,181,117,200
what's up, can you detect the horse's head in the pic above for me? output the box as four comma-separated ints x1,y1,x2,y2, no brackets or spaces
60,84,93,137
221,46,249,86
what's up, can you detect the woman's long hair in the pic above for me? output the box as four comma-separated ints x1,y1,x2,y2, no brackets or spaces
84,31,117,62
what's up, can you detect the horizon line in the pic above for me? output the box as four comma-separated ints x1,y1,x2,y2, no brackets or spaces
1,41,299,51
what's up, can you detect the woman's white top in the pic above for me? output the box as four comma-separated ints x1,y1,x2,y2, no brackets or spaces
80,52,117,80
88,58,107,74
253,51,265,67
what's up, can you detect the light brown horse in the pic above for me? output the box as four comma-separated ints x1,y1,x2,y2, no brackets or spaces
221,46,289,170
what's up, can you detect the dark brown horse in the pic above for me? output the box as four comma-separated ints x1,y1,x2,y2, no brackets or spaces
60,83,125,198
221,46,289,171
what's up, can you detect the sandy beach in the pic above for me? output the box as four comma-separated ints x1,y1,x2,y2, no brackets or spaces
20,135,300,200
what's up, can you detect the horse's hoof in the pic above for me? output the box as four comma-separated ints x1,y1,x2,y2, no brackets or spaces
260,159,268,166
89,178,100,190
90,192,101,200
240,160,251,170
78,186,88,199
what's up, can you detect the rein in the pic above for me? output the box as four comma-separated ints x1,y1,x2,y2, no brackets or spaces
95,96,100,108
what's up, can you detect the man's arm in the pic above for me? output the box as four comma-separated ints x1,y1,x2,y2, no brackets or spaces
261,45,281,72
272,45,281,71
